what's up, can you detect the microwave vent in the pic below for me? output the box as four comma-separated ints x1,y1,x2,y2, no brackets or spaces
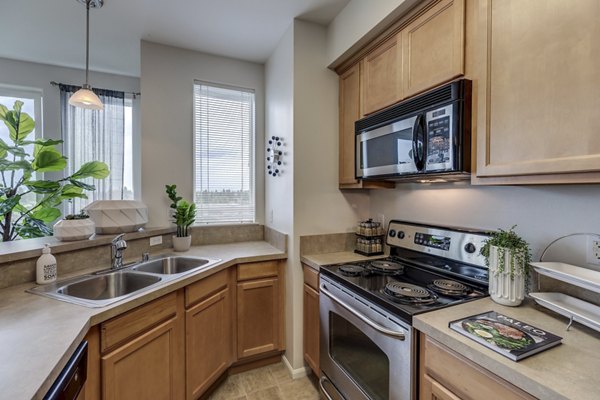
356,80,463,133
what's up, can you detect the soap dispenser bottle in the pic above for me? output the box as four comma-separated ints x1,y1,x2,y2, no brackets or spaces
36,244,57,284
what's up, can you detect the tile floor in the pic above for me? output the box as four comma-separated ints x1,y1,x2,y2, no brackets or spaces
208,362,320,400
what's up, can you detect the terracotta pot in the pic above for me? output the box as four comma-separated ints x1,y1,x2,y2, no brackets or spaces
53,219,95,241
172,235,192,252
488,245,526,306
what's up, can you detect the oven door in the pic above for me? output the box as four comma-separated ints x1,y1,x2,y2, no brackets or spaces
356,115,420,179
319,276,414,400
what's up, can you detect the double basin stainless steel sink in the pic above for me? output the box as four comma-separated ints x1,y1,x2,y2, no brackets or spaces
28,256,221,308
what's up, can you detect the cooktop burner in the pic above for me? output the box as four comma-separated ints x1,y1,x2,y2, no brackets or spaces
338,264,366,277
383,281,438,305
368,260,404,275
428,279,471,297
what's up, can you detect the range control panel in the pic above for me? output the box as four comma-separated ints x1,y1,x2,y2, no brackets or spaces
386,220,489,268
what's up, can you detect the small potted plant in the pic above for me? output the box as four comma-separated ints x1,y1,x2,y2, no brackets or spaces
53,211,95,241
166,185,196,252
480,225,531,306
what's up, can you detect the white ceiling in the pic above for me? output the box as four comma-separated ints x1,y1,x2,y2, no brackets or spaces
0,0,349,77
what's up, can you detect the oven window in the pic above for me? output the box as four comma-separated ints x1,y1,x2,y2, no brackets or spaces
329,312,389,400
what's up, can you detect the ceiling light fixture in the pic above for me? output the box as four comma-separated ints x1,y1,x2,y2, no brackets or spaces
69,0,104,110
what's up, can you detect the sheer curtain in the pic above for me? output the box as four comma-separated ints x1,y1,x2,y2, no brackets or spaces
59,84,125,214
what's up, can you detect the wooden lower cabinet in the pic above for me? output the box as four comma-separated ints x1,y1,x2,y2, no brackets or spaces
302,265,319,375
82,260,284,400
185,270,233,399
419,333,535,400
236,260,284,360
102,317,183,400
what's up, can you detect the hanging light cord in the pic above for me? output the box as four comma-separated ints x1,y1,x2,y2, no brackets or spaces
85,0,90,86
539,232,600,262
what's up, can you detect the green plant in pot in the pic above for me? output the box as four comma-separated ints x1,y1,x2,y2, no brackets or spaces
0,101,109,241
166,184,196,251
53,210,95,242
480,225,531,306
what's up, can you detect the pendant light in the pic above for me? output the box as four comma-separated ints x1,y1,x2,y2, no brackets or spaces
69,0,104,110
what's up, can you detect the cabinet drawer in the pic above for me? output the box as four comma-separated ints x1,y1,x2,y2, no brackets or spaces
185,269,229,308
237,261,279,281
302,264,319,291
101,293,177,353
421,334,536,399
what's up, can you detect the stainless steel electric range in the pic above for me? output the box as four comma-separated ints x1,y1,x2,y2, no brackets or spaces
319,220,490,400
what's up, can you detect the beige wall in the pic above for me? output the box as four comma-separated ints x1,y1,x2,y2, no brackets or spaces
140,41,265,227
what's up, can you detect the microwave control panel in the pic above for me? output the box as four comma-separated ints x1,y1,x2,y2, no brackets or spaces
426,105,453,167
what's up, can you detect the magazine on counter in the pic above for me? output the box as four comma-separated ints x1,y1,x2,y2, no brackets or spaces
448,311,562,361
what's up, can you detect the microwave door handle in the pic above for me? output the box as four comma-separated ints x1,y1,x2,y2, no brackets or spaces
412,114,425,171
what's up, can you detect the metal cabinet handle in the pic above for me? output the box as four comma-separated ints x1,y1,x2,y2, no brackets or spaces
321,284,406,340
319,377,335,400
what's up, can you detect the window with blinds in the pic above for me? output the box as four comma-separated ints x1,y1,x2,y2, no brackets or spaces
193,82,255,224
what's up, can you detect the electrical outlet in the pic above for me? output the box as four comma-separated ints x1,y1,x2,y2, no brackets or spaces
587,238,600,265
149,236,163,246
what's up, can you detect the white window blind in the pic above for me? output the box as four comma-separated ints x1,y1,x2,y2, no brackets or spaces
193,82,255,224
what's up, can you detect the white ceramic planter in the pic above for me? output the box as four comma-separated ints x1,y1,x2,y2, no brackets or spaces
488,245,526,307
84,200,148,234
53,219,95,241
172,235,192,252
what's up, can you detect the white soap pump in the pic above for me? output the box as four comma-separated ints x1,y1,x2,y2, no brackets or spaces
36,244,57,284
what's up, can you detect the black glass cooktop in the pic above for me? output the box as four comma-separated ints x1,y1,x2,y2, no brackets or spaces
320,254,488,324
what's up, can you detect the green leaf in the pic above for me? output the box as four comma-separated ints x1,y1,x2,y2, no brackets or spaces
31,207,61,223
32,147,67,172
69,179,96,191
71,161,110,179
25,180,61,193
6,109,35,143
0,195,21,216
21,139,63,147
60,184,87,200
15,216,52,239
0,159,32,171
0,104,8,120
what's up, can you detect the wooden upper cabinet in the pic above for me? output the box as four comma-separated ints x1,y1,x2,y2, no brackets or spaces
474,0,600,183
362,34,403,115
339,64,361,186
402,0,465,98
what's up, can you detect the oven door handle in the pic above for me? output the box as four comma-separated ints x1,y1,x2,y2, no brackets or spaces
319,377,335,400
321,284,406,340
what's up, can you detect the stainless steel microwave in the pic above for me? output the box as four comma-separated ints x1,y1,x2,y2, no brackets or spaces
356,79,471,181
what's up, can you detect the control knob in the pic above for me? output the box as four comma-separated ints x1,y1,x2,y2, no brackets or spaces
398,231,405,239
464,243,477,254
389,230,396,238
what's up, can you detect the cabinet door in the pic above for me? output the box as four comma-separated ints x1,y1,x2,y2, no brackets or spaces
402,0,465,98
421,374,462,400
186,286,232,399
475,0,600,182
102,317,184,400
237,277,280,358
339,64,361,186
303,283,320,375
362,34,403,115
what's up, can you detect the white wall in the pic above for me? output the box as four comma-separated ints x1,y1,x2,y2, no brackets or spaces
326,0,420,67
370,183,600,265
0,56,139,151
265,19,371,374
140,41,265,227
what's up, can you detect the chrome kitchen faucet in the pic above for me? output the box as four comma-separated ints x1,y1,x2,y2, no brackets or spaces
111,234,128,269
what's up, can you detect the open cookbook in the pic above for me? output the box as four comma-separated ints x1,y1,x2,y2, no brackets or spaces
449,311,562,361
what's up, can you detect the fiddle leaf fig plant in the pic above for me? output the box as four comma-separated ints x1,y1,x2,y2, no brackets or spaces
480,225,531,280
0,100,109,241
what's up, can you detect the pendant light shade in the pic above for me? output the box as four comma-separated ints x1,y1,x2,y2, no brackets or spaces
69,84,104,110
70,0,104,111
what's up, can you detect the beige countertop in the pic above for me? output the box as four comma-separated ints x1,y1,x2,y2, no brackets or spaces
414,298,600,400
300,251,385,270
0,241,285,400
